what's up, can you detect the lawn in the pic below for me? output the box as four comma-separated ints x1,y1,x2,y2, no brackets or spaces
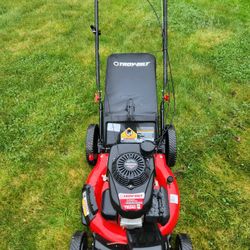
0,0,249,249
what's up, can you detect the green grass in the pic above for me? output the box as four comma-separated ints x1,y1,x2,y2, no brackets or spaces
0,0,249,249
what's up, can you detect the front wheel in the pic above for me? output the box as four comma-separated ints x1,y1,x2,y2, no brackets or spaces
69,231,88,250
175,234,192,250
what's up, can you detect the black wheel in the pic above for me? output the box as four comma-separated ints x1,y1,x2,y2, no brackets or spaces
69,231,88,250
85,124,99,166
175,234,192,250
165,124,177,167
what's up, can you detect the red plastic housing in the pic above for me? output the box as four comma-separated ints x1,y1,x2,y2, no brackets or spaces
85,153,180,245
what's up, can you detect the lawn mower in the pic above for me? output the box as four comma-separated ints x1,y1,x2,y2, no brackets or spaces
70,0,193,249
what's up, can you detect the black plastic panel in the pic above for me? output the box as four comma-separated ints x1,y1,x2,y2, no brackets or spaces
81,185,98,226
127,224,164,249
101,189,117,220
145,187,170,226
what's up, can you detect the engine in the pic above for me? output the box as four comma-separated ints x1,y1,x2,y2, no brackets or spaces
105,142,170,229
108,143,154,218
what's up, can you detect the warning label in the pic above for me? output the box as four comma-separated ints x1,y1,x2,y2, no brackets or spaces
82,191,90,216
170,194,179,204
121,128,137,142
137,127,154,142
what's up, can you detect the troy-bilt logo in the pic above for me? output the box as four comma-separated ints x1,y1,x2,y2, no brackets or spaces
119,193,145,199
113,61,151,67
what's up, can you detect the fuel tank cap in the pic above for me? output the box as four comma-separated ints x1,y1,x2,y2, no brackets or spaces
140,141,155,157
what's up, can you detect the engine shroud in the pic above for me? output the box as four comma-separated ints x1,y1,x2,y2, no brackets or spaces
112,152,150,187
108,144,155,219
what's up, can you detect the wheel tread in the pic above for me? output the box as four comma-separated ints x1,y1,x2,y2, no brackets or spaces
70,231,87,250
166,124,177,167
85,124,99,166
175,233,192,250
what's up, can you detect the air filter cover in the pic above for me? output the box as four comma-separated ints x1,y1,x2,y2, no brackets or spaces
112,152,149,187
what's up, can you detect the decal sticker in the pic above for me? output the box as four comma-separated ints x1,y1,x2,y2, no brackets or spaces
82,191,90,216
107,123,121,132
170,194,179,204
137,126,155,142
121,128,137,142
119,193,145,211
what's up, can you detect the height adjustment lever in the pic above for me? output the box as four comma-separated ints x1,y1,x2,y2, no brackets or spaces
90,25,101,35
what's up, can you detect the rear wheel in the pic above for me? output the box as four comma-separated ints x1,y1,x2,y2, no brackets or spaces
86,124,99,166
165,125,177,167
69,231,88,250
175,234,192,250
